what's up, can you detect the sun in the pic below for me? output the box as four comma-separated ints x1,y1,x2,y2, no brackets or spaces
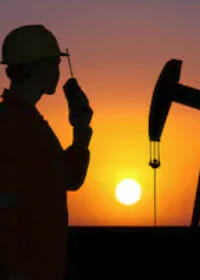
116,179,142,206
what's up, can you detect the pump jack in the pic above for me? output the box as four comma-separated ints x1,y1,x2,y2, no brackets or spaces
148,59,200,227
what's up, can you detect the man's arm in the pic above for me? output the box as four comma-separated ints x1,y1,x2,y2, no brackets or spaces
62,126,92,191
62,78,93,191
63,144,90,191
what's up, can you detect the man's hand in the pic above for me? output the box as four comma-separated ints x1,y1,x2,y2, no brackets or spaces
63,78,93,147
63,78,93,128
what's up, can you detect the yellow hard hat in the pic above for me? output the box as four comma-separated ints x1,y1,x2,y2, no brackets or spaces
0,24,67,65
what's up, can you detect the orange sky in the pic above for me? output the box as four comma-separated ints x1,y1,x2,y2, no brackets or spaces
0,0,200,226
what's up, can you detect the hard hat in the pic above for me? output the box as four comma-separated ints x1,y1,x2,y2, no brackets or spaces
0,24,68,65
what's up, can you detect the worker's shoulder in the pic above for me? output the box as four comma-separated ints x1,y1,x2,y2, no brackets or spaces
0,100,8,114
0,101,22,130
0,99,20,119
0,100,29,145
0,101,12,127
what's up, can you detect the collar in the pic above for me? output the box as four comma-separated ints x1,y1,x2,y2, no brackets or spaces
1,88,44,121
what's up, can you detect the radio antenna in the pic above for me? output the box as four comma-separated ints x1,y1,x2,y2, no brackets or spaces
65,48,74,78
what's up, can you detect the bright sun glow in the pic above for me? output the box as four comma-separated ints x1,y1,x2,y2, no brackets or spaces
116,179,142,206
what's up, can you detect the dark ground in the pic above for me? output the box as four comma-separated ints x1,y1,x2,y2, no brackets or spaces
68,227,200,279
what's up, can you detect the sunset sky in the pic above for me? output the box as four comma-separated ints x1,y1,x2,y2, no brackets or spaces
0,0,200,226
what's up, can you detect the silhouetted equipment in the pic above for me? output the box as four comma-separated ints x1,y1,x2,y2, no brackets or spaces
148,59,200,227
65,48,74,78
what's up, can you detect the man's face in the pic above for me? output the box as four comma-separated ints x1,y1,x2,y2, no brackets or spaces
38,57,61,95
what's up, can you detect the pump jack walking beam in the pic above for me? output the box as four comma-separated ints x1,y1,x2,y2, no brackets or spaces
148,59,200,227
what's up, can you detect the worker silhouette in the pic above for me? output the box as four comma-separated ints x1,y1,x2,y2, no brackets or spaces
0,25,93,280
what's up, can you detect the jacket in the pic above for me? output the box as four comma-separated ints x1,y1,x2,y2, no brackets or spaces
0,88,90,280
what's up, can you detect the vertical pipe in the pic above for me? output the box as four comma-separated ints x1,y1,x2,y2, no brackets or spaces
154,169,157,227
191,172,200,227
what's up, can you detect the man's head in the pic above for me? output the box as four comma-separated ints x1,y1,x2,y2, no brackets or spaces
1,24,67,95
5,57,61,95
